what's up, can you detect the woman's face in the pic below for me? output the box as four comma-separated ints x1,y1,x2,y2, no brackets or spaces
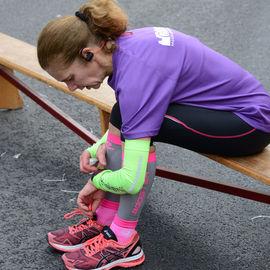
46,52,113,92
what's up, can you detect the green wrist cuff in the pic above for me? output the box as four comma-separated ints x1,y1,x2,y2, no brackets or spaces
92,169,126,194
85,130,108,158
92,139,150,194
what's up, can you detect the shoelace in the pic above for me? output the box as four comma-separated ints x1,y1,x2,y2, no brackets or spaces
83,233,107,256
64,209,96,234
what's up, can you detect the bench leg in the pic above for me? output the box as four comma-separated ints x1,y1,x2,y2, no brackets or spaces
98,109,110,136
0,69,23,109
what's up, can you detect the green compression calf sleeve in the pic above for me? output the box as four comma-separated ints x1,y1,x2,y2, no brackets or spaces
85,130,108,158
92,139,150,195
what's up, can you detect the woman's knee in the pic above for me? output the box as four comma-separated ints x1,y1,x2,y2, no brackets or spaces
109,122,121,137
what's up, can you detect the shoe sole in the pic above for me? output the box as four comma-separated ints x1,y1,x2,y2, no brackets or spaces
49,240,88,252
63,249,145,270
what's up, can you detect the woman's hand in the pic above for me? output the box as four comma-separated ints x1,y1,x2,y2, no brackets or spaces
80,144,107,173
77,180,106,218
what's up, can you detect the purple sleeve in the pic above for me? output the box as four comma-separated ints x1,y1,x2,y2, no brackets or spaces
116,57,177,139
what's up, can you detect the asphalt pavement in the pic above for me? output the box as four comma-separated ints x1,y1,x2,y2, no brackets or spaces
0,0,270,269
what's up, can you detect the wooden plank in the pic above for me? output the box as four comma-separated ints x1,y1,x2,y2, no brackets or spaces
203,144,270,185
156,166,270,204
98,109,111,135
0,68,23,109
0,32,116,113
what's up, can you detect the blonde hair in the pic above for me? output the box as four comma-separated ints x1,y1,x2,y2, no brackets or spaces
37,0,128,69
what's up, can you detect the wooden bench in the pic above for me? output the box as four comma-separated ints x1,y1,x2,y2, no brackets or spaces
0,32,269,204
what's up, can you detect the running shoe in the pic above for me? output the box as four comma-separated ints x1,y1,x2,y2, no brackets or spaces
48,209,104,252
62,226,145,270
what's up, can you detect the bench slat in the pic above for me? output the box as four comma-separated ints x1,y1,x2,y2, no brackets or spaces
203,144,270,185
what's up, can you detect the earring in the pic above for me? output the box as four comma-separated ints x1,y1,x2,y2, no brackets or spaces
85,51,94,62
79,47,93,62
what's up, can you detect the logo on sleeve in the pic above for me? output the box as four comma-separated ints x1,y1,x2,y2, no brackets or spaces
154,27,174,47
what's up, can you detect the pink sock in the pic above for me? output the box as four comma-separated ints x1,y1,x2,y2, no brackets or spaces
110,215,138,244
96,199,119,225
